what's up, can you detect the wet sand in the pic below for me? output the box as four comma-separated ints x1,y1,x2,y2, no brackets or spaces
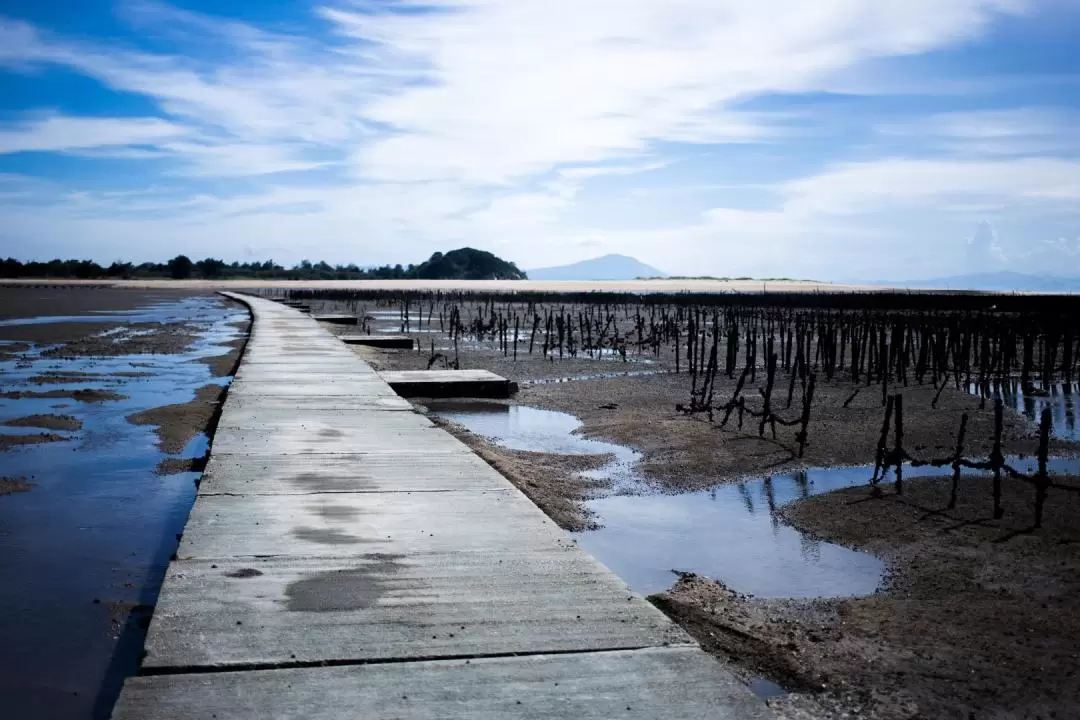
0,476,35,496
196,333,248,378
0,431,68,451
154,456,208,477
3,413,83,431
655,473,1080,719
126,383,227,454
0,389,127,402
0,286,208,322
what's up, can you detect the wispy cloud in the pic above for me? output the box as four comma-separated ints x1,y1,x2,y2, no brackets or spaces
0,113,189,154
783,157,1080,215
877,108,1080,157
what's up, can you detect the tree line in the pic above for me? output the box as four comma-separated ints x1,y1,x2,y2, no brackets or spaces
0,248,528,281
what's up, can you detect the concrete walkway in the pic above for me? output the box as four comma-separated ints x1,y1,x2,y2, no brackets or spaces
111,292,770,719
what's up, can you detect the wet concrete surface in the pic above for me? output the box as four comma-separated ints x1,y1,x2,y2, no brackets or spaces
0,295,246,720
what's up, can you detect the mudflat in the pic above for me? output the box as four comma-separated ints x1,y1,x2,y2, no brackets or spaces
332,297,1080,719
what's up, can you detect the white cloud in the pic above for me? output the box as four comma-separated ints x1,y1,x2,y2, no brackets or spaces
877,108,1080,157
783,157,1080,215
334,0,1031,184
0,114,189,154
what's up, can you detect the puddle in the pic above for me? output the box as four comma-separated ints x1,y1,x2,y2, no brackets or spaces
426,402,642,490
577,467,890,599
0,296,246,720
748,675,788,700
428,402,885,598
966,380,1080,441
430,401,1080,602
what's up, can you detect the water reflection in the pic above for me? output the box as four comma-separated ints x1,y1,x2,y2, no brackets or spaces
579,466,887,598
0,297,245,720
966,379,1080,441
427,402,887,599
427,402,644,491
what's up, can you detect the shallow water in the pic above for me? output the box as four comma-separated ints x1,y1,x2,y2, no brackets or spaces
966,379,1080,442
428,402,886,598
428,402,643,490
0,296,245,720
0,297,219,327
430,400,1080,601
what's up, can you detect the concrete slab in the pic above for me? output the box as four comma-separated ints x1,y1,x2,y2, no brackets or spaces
338,335,415,349
232,370,382,385
238,355,363,366
141,551,687,670
176,489,563,560
198,453,510,495
221,395,415,412
225,379,401,398
235,365,376,380
214,408,430,429
116,647,771,720
210,421,464,455
380,369,517,399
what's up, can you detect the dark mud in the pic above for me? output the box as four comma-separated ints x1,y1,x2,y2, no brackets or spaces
655,473,1080,719
0,476,35,496
126,383,226,454
27,372,125,385
0,286,201,321
0,389,127,403
0,342,30,361
3,413,83,431
40,323,201,358
197,334,248,377
154,455,209,477
0,432,68,451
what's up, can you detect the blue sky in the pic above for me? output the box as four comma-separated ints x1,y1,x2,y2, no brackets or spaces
1,0,1079,280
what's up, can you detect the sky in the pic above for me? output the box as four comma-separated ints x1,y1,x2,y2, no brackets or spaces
1,0,1079,281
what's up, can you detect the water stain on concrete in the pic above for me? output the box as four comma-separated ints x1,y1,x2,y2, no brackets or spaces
284,554,420,612
317,428,345,439
225,568,263,579
290,526,372,545
310,504,363,521
290,471,375,493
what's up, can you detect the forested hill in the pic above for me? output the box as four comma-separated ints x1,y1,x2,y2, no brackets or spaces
413,248,526,280
0,247,526,281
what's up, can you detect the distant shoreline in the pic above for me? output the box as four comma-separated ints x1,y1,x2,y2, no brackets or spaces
2,277,1069,295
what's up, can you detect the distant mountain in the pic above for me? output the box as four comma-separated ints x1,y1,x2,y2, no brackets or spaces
896,271,1080,293
414,248,526,280
528,254,667,281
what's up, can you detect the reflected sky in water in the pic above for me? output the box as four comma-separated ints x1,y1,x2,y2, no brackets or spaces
0,297,245,720
967,379,1080,442
429,402,886,598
